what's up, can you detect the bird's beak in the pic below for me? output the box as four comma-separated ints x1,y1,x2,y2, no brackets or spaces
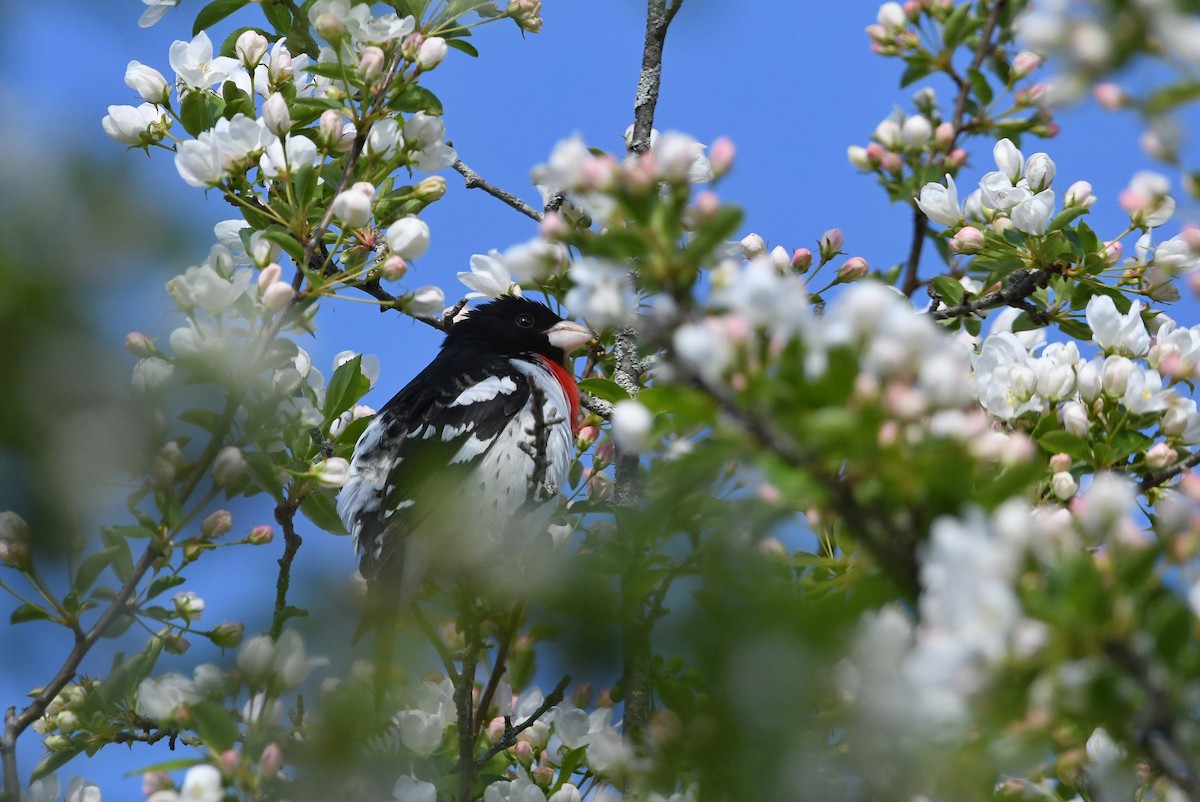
545,320,596,354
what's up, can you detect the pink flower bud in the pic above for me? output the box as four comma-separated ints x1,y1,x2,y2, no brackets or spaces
531,764,554,787
880,151,903,173
220,750,238,776
838,256,869,281
380,255,408,282
947,147,968,167
1064,180,1095,208
201,509,233,539
539,210,567,240
588,473,613,500
818,228,843,259
934,122,955,147
1049,453,1072,472
235,31,269,68
258,263,283,293
593,440,616,467
401,32,425,62
792,247,813,271
865,23,889,44
262,281,295,311
1147,442,1178,470
417,37,448,70
259,743,284,778
949,225,985,254
579,154,617,191
1011,50,1041,78
313,13,344,42
514,739,534,765
262,92,291,136
125,331,156,358
693,189,720,220
1093,82,1126,110
318,110,351,151
1102,240,1123,265
577,425,600,449
710,136,735,176
865,142,885,162
249,525,274,545
487,716,505,741
360,46,386,82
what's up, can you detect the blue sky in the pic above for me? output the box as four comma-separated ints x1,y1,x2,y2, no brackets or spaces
2,0,1198,795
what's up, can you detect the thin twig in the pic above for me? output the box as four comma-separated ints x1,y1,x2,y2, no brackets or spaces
412,604,461,683
901,0,1009,297
473,604,525,736
270,492,305,640
1105,640,1200,799
452,159,543,222
474,676,570,770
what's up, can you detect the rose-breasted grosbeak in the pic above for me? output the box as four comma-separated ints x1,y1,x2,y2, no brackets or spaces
337,296,593,694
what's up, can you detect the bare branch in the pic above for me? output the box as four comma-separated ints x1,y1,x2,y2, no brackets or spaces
454,610,481,802
473,604,525,736
452,159,543,222
270,491,305,640
474,676,570,770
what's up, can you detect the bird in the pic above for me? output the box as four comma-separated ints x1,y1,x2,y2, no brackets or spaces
336,295,594,698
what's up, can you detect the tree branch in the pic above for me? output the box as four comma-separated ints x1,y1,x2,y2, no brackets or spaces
452,158,543,222
927,267,1049,322
901,0,1009,297
454,608,481,802
474,676,570,770
1140,450,1200,494
270,491,305,640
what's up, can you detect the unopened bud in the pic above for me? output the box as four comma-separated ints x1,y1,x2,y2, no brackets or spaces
379,255,408,282
514,739,534,765
837,256,869,281
1146,442,1178,470
415,175,447,202
577,425,600,450
312,457,350,488
262,92,291,137
262,281,296,311
792,247,813,272
360,46,386,83
235,31,269,68
259,742,284,777
212,446,245,486
125,331,156,358
401,32,426,63
211,621,245,649
313,13,345,42
201,509,233,539
1011,50,1041,79
1051,471,1078,500
248,525,274,545
818,228,843,260
709,136,735,176
934,122,955,147
418,37,449,70
1049,453,1072,473
847,145,872,170
739,233,767,259
949,225,985,254
1064,180,1095,209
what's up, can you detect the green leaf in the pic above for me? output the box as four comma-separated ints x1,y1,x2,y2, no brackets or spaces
10,603,53,625
189,699,239,752
930,275,965,305
577,377,630,405
684,206,743,265
180,407,223,432
220,80,256,120
445,38,479,57
323,354,372,423
392,84,444,115
1058,318,1092,341
302,490,348,535
1038,430,1089,461
179,90,214,138
146,575,187,600
262,226,309,267
243,451,286,502
74,546,123,594
1145,80,1200,116
941,3,974,49
193,0,252,34
31,742,86,781
262,0,293,33
967,68,993,107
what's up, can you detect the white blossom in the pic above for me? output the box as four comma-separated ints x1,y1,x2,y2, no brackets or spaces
179,765,223,802
1086,295,1150,356
564,259,635,328
610,401,654,454
393,775,437,802
1010,188,1055,235
169,32,240,90
459,252,514,298
915,174,962,226
138,673,200,720
386,216,431,260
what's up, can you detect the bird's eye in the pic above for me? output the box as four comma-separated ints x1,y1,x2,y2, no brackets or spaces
516,313,535,328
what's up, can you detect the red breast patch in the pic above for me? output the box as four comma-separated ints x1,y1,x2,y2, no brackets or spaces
536,355,582,434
